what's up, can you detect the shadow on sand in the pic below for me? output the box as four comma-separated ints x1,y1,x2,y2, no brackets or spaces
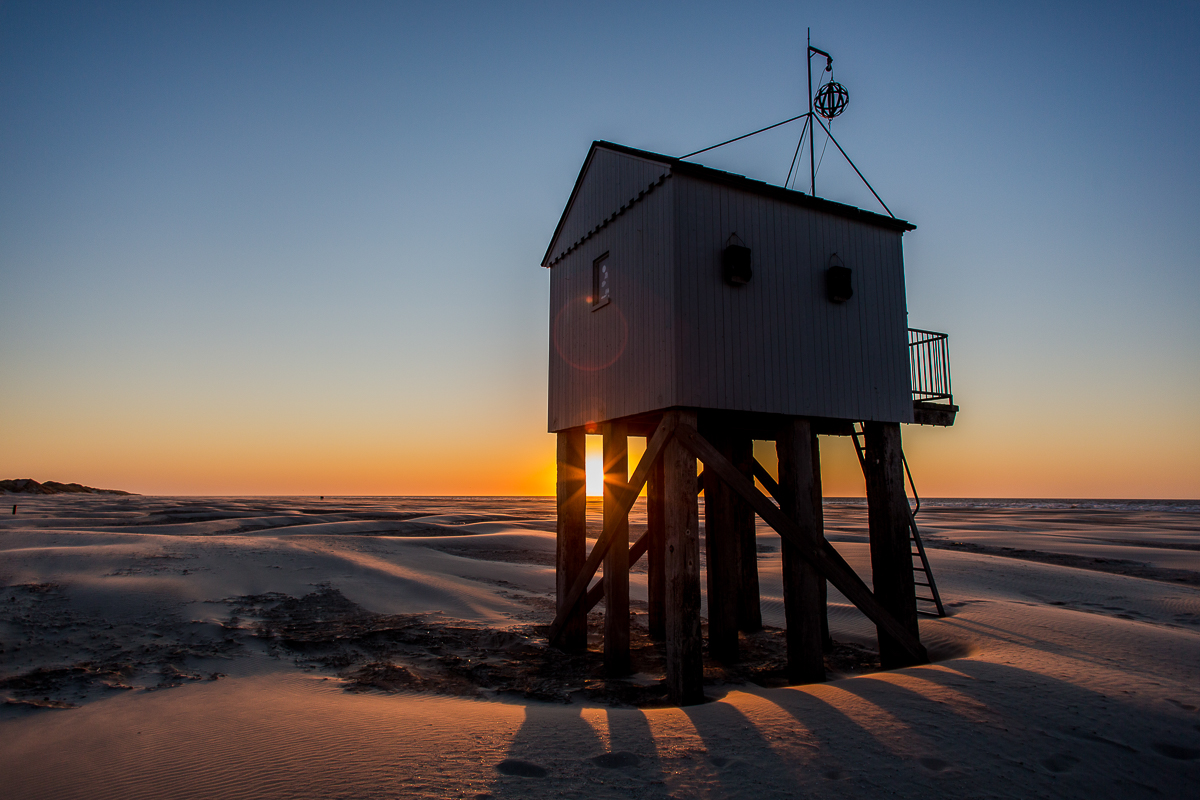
481,658,1199,799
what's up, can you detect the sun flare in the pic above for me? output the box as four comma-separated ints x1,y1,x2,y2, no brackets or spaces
585,445,603,497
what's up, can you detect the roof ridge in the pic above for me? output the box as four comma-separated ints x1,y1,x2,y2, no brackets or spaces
592,141,914,232
541,140,914,268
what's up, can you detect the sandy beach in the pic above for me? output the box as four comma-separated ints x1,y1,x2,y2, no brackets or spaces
2,494,1198,799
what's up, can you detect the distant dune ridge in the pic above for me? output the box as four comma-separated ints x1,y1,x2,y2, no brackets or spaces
0,478,132,495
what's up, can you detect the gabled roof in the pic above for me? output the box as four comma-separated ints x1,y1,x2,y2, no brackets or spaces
542,140,915,267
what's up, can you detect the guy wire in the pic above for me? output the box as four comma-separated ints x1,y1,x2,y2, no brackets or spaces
680,113,806,159
785,114,811,190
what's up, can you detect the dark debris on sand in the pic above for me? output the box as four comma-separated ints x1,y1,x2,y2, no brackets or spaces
1,582,237,711
223,586,882,707
2,579,884,711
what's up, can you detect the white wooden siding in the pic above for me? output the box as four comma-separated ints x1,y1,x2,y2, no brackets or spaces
672,175,912,424
547,180,675,431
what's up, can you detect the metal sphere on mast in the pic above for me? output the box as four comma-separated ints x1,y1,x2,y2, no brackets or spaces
814,81,849,119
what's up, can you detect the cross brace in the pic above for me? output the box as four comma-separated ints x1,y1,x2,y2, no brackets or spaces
548,418,929,666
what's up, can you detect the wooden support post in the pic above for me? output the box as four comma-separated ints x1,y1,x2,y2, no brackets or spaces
647,449,666,640
703,428,740,663
663,410,704,705
555,428,587,653
603,421,630,676
733,437,762,632
776,419,826,684
864,421,921,669
810,432,831,652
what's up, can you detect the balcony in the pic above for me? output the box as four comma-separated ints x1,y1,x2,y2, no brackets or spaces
909,328,958,426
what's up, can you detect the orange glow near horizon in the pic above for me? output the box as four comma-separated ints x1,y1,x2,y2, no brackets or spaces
4,404,1199,498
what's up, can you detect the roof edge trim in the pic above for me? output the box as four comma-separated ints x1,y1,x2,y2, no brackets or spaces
544,173,669,268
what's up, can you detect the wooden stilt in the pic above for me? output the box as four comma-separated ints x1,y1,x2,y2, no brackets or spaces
733,436,762,632
603,421,630,676
663,409,704,705
647,450,666,640
864,421,921,669
776,419,826,684
555,428,587,653
810,432,831,652
703,428,740,663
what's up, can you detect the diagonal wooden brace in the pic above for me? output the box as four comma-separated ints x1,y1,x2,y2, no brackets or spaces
548,415,677,646
583,528,649,613
751,458,781,500
673,423,928,664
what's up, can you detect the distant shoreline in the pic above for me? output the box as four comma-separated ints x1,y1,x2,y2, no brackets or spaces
1,479,134,496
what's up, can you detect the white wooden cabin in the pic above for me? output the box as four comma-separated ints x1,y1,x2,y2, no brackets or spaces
544,141,935,433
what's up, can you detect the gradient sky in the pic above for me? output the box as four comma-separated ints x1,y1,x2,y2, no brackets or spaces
2,1,1197,497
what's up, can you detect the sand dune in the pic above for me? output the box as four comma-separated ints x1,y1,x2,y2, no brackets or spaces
2,496,1198,798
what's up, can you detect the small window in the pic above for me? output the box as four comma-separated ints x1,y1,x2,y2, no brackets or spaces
826,252,853,303
722,232,752,286
722,245,752,286
592,253,611,309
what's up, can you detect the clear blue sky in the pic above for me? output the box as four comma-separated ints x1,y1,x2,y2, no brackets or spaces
2,1,1197,496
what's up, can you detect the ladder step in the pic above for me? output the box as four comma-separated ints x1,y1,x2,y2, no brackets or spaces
917,596,937,603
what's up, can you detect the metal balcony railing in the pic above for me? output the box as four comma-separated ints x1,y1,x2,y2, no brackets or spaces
908,328,953,404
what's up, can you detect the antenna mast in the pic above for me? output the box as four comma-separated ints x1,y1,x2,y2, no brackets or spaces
808,28,813,195
806,29,833,196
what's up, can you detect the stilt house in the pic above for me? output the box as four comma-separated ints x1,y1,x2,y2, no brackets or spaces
543,141,957,705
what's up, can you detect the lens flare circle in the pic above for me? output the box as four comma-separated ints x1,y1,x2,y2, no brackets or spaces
552,295,629,372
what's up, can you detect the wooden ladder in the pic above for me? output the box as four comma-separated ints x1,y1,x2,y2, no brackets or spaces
851,423,947,618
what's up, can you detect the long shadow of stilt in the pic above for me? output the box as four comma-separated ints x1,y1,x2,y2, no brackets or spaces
763,684,933,790
484,701,669,799
757,660,1200,799
678,694,806,795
